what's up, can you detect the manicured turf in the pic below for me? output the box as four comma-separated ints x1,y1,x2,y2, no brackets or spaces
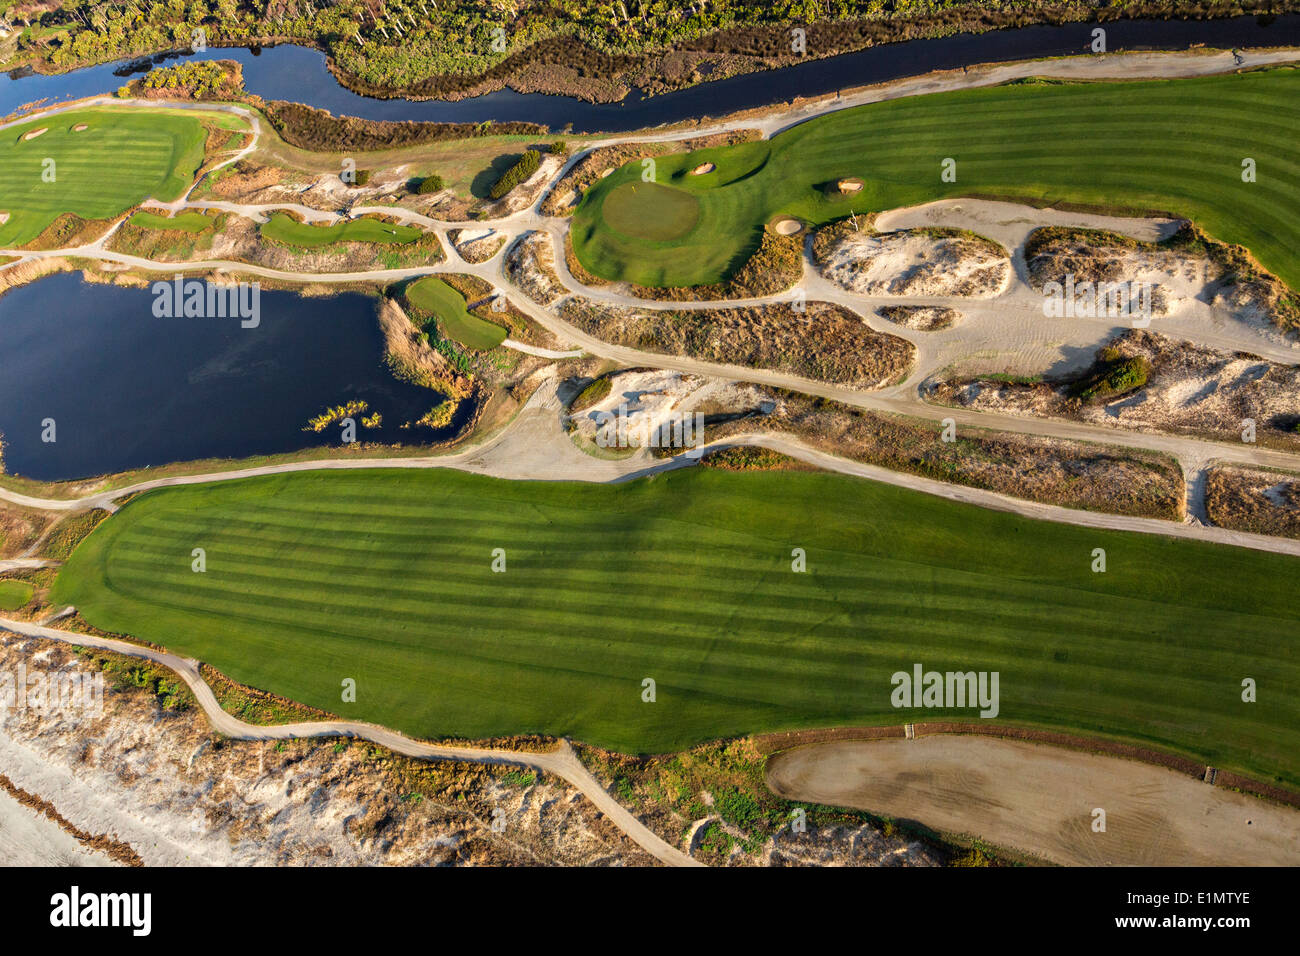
128,210,213,233
601,181,700,241
0,580,33,611
406,276,507,350
51,468,1300,783
0,108,217,247
260,213,423,247
572,68,1300,288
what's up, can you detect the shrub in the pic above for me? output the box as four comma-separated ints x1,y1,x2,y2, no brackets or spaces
570,376,611,412
416,174,445,194
1070,354,1151,402
488,149,541,200
549,139,568,156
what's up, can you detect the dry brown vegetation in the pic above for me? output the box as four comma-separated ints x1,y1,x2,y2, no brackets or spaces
701,390,1185,520
1206,466,1300,540
259,100,544,153
878,305,961,331
504,231,566,305
575,737,947,867
559,296,914,390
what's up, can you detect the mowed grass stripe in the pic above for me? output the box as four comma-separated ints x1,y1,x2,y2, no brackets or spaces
52,468,1300,781
573,68,1300,287
0,108,216,246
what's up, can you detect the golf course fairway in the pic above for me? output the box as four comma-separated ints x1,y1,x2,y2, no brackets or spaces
572,67,1300,288
51,467,1300,783
0,107,231,247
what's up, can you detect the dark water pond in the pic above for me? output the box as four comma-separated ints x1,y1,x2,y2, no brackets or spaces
4,15,1300,133
0,274,448,481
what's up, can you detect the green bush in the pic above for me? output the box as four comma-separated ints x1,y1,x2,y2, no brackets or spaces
416,174,445,194
488,149,541,200
1071,353,1151,402
549,139,568,156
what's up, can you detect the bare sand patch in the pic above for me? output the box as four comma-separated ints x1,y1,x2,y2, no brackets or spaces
821,229,1010,297
568,368,771,451
878,304,961,331
71,124,89,133
771,217,803,236
932,329,1300,450
690,162,715,175
766,736,1300,866
21,127,47,141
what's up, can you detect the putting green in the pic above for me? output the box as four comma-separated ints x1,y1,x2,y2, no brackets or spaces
573,67,1300,289
0,107,226,248
405,276,507,350
260,213,423,247
128,210,213,233
601,181,701,242
0,580,33,611
51,467,1300,782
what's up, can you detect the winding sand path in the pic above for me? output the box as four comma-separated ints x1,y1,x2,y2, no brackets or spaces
0,613,699,867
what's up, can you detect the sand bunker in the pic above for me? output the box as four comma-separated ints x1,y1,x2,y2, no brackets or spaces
600,167,614,178
768,736,1300,866
72,124,89,132
0,213,9,226
772,217,804,236
690,162,716,175
21,127,48,141
836,177,864,194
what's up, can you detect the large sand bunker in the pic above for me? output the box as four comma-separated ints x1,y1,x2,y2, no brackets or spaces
767,736,1300,866
771,217,804,236
690,162,716,175
21,127,48,142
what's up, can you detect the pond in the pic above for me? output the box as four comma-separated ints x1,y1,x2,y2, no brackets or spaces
0,273,450,481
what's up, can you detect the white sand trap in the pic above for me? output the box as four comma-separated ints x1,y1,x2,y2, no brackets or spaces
72,124,89,132
600,167,614,178
691,162,716,175
773,217,803,236
21,127,48,141
837,178,864,193
0,212,9,226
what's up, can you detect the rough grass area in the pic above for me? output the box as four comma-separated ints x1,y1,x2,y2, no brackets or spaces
573,68,1300,289
559,297,914,389
1206,466,1300,540
405,276,507,351
0,107,227,248
260,213,423,247
576,738,949,867
49,466,1300,786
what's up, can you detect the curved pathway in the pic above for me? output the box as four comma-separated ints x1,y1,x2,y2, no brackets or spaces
0,612,700,867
